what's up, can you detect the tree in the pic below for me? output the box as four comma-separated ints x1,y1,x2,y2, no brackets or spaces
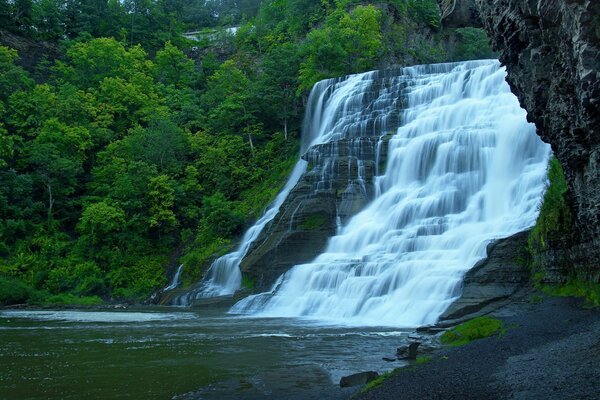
257,42,300,140
77,201,126,247
154,41,195,88
0,46,33,104
28,118,92,226
201,60,256,147
147,174,178,234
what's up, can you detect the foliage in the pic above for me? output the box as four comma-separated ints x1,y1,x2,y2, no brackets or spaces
451,28,495,61
0,0,498,304
440,316,505,347
528,157,571,254
0,276,34,305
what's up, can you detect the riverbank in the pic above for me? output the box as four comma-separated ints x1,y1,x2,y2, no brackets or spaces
353,289,600,400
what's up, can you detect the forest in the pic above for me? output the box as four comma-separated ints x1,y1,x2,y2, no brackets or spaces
0,0,494,305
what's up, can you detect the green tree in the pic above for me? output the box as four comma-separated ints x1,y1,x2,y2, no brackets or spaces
77,201,126,248
28,118,92,226
257,42,300,139
147,174,178,234
154,41,195,88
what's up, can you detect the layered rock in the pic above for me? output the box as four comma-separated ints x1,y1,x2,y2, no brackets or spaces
476,0,600,280
239,137,389,291
440,231,531,320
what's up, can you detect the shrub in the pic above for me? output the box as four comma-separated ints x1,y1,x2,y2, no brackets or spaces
0,277,33,305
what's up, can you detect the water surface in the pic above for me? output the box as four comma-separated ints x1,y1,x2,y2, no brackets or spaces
0,307,409,399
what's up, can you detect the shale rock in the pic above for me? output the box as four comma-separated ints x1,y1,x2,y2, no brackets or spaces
440,231,530,320
239,137,389,291
476,0,600,281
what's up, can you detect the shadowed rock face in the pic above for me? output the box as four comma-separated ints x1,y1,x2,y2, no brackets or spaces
440,231,531,321
476,0,600,280
239,137,389,292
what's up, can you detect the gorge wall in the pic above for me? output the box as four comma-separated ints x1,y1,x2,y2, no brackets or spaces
476,0,600,281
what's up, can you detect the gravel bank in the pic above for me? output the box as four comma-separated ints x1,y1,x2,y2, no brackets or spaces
353,292,600,400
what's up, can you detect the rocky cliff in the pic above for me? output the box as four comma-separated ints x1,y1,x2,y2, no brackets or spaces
476,0,600,281
239,137,389,291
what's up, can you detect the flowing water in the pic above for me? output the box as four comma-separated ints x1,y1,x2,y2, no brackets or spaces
0,308,408,400
1,60,552,399
232,60,550,326
173,161,307,304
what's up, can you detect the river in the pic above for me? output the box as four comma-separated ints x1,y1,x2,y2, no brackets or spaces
0,307,411,399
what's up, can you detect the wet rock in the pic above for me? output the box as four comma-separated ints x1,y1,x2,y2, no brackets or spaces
339,371,380,387
239,137,390,292
382,357,397,362
397,342,421,360
440,231,531,320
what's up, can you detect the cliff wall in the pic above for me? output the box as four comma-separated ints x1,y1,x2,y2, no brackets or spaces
476,0,600,280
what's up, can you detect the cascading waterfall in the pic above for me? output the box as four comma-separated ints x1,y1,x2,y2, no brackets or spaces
173,67,400,305
173,161,307,305
163,264,184,291
231,60,551,327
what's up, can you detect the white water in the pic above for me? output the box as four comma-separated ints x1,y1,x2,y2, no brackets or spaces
231,60,550,327
164,264,184,291
175,161,307,304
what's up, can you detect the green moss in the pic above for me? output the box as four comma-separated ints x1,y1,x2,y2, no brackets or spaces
528,157,571,260
440,316,505,347
541,279,600,307
415,355,433,364
360,369,397,393
299,213,328,230
241,275,255,290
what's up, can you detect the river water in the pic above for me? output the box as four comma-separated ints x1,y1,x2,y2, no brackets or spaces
0,307,411,399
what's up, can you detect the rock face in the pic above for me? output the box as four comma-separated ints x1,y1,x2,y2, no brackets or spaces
440,231,531,320
476,0,600,280
239,137,389,291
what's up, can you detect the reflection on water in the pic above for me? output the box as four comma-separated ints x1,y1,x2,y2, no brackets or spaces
0,308,411,399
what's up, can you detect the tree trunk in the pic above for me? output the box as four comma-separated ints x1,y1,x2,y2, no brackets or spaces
248,132,255,154
46,182,54,228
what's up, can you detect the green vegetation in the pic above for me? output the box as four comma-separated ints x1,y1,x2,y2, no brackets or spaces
528,157,571,257
541,280,600,307
0,0,495,305
241,275,255,290
361,369,397,393
440,316,505,347
525,157,600,306
300,213,328,230
360,355,433,393
415,355,433,364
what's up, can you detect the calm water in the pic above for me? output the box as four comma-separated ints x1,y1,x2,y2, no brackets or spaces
0,307,410,400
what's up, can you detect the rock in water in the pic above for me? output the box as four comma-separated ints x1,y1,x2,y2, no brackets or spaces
339,371,380,387
397,342,421,360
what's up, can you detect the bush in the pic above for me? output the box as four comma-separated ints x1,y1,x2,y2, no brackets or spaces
440,316,505,346
0,277,33,305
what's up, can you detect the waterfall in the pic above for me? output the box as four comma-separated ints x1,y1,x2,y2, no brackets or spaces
164,264,184,291
173,161,307,305
230,60,551,327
